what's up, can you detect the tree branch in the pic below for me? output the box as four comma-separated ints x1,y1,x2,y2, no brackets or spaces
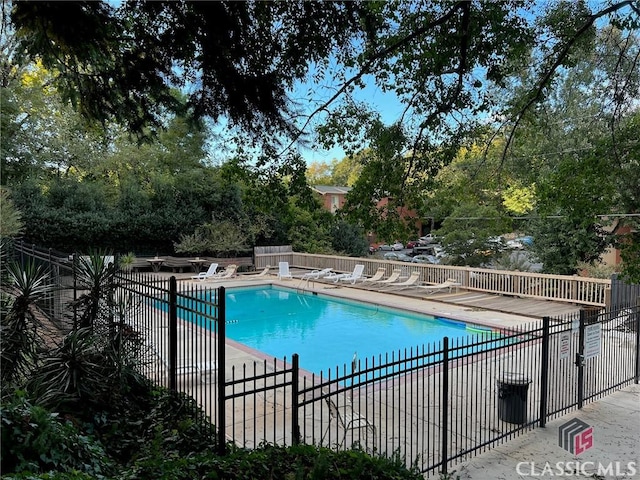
501,0,637,162
402,2,471,190
280,1,467,155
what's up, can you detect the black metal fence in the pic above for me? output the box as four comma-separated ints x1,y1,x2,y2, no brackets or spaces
9,242,640,477
611,273,640,310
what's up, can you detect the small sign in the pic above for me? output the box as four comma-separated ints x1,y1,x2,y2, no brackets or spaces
584,323,602,360
559,332,571,360
571,318,580,332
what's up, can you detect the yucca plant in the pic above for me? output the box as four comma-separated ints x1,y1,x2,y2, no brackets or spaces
26,327,110,410
70,252,148,389
72,250,117,330
27,280,148,412
106,291,150,389
1,259,51,388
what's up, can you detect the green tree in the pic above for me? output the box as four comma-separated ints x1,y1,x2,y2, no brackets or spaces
435,203,512,267
10,1,368,142
502,26,640,275
331,220,369,257
0,187,24,237
306,162,334,186
12,1,637,159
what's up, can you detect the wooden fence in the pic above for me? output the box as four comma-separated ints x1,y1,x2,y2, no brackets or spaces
254,250,612,307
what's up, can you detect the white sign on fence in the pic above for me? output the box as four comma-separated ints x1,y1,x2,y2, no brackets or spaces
559,332,571,360
584,323,602,360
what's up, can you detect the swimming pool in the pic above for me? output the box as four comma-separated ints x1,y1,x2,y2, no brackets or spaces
182,285,500,375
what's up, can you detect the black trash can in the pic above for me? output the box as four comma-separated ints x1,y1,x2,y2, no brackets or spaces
497,372,531,424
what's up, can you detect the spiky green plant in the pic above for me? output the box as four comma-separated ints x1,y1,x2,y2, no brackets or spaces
72,250,116,330
1,259,51,388
27,327,110,410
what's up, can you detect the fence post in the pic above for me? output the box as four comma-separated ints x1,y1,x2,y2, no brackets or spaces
576,310,586,409
72,252,78,330
539,317,550,427
635,300,640,384
217,286,227,456
291,353,300,445
168,276,178,392
440,337,449,476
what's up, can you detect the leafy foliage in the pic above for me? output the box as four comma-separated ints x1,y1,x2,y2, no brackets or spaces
10,1,368,142
435,203,512,267
331,220,369,257
0,188,24,237
27,327,114,411
528,217,611,275
118,443,423,480
0,395,112,477
72,251,116,329
174,219,254,257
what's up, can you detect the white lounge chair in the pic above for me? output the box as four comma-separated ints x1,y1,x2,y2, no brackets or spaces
417,278,461,294
278,261,293,280
382,271,421,290
191,262,219,281
361,267,386,284
300,268,333,280
240,265,271,279
362,268,401,287
208,264,237,281
334,264,365,284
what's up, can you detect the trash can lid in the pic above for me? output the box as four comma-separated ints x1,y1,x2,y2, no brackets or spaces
498,372,531,385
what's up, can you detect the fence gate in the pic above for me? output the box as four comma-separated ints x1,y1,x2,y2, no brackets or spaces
545,306,639,422
579,306,639,407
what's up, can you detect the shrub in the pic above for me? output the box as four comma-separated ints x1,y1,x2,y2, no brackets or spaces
0,395,112,477
120,443,424,480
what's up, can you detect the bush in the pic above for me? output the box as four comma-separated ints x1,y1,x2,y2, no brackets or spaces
120,443,424,480
0,395,112,477
2,390,423,480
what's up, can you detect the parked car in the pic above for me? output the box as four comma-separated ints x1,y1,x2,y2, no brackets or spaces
506,235,534,250
411,254,439,264
419,234,439,244
383,252,414,262
488,236,507,250
405,240,421,249
412,245,445,258
379,242,405,251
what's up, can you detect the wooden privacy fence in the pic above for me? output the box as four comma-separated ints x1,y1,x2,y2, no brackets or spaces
255,250,613,306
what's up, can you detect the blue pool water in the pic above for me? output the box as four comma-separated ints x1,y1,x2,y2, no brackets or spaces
184,285,500,375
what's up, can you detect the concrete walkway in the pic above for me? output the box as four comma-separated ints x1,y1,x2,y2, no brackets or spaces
455,384,640,479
